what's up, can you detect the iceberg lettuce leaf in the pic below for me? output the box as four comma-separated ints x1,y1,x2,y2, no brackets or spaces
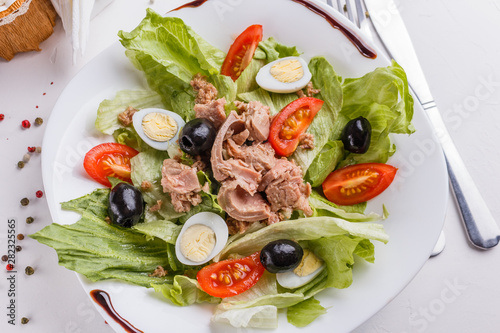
151,275,219,306
118,10,237,119
287,297,327,327
30,208,174,287
95,89,164,135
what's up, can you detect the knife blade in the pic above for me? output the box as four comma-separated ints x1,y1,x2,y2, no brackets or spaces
363,0,500,249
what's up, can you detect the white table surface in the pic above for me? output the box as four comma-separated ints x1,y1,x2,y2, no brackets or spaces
1,0,499,332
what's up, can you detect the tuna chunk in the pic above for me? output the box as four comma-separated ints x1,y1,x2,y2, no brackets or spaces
226,140,276,174
235,101,270,142
218,180,272,222
161,159,202,213
190,73,218,104
211,111,245,182
194,98,227,129
259,159,313,216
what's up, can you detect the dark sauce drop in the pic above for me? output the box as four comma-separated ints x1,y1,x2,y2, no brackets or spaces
290,0,376,59
90,290,143,333
170,0,375,59
170,0,208,12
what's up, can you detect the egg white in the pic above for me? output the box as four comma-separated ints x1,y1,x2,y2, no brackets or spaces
175,212,229,266
132,108,185,151
276,264,325,289
256,56,312,93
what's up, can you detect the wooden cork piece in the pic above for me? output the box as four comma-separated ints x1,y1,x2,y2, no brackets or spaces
0,0,57,61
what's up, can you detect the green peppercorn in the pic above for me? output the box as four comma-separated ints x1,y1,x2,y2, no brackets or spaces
26,216,34,224
35,117,43,126
25,266,34,276
20,198,29,206
17,161,25,168
21,317,29,324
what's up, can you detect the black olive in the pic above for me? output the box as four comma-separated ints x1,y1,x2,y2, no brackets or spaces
341,116,372,154
260,239,304,274
108,183,144,228
179,118,217,156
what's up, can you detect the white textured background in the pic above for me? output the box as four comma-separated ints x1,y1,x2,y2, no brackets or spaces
1,0,499,332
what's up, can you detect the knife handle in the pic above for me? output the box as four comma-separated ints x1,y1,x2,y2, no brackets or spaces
425,104,500,249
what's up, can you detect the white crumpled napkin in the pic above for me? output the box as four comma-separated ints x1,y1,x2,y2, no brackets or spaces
50,0,114,63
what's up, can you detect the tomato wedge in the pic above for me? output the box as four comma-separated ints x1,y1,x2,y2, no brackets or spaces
268,97,324,157
221,24,263,81
83,143,139,188
197,252,265,298
322,163,397,205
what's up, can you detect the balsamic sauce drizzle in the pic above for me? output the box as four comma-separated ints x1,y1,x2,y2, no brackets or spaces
290,0,376,58
90,290,143,333
170,0,376,59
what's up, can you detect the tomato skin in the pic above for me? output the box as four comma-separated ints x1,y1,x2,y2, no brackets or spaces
322,163,397,205
197,252,265,298
268,97,324,157
221,24,263,81
83,143,139,188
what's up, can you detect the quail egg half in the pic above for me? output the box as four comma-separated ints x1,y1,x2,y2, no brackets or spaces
276,249,325,289
256,56,312,93
175,212,229,266
132,108,185,151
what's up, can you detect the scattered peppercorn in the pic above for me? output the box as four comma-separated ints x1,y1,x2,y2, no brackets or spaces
20,198,29,206
16,246,22,252
35,146,42,153
17,161,25,169
36,190,43,198
17,234,25,241
25,266,34,276
21,120,31,128
23,154,31,163
6,264,14,271
28,146,36,152
35,117,43,126
26,216,34,224
1,255,7,262
21,317,29,324
0,114,4,121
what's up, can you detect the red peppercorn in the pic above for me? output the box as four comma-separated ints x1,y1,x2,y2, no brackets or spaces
22,120,31,128
28,146,36,152
6,264,14,271
36,190,43,198
0,114,4,121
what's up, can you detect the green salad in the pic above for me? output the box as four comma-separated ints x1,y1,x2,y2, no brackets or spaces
31,9,414,329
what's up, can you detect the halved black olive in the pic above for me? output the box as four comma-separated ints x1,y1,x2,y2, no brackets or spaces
341,116,372,154
179,118,217,156
108,183,144,228
260,239,304,274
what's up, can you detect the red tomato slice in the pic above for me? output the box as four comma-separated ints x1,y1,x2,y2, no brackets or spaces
322,163,397,205
197,252,265,298
221,24,263,81
83,143,139,188
268,97,324,157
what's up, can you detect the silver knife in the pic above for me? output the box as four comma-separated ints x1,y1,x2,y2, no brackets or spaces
363,0,500,249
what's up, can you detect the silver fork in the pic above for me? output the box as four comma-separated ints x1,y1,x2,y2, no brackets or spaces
325,0,446,257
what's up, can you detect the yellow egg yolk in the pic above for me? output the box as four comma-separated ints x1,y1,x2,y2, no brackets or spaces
180,224,216,262
293,249,323,277
270,59,304,83
142,112,177,142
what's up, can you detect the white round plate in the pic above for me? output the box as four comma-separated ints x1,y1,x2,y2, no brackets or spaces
41,0,448,332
